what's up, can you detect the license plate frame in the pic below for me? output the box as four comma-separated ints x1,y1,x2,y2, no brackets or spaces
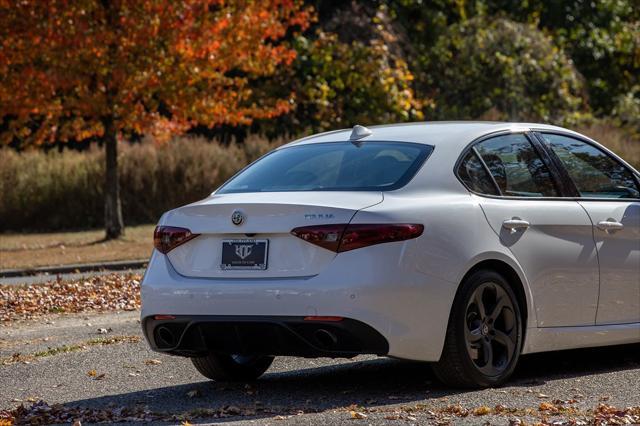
220,239,269,270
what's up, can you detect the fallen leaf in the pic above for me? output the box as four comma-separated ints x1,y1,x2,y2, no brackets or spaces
350,411,367,419
145,359,162,365
539,402,556,411
0,273,141,323
473,406,491,416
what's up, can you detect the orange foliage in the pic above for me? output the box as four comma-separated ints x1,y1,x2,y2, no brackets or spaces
0,0,311,145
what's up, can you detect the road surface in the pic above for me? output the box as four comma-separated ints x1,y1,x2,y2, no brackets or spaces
1,311,639,424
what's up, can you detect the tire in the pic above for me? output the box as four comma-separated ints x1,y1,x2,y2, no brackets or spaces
433,269,523,388
191,353,274,382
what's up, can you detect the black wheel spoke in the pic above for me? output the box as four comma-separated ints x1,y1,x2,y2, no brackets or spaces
493,329,515,354
488,296,507,322
481,338,493,367
473,289,487,319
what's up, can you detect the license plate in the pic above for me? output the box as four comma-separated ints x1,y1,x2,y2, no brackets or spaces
221,239,268,270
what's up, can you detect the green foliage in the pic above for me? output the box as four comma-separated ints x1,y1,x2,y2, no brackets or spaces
0,137,279,231
270,31,423,133
427,17,586,123
485,0,639,115
386,0,639,119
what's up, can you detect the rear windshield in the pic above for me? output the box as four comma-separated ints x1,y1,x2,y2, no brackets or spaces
217,141,433,193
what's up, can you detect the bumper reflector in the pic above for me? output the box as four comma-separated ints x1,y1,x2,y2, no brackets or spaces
154,315,176,320
303,316,344,322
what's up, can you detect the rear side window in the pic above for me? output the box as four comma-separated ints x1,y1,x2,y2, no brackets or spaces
540,134,639,199
457,150,499,195
474,134,558,197
217,142,433,193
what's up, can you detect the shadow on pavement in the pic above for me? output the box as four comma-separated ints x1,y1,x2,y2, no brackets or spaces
64,343,639,420
511,342,640,386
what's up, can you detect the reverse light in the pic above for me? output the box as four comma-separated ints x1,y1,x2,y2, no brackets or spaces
291,223,423,253
153,226,199,254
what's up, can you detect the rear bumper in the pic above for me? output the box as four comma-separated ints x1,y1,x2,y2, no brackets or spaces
141,246,458,361
142,315,389,358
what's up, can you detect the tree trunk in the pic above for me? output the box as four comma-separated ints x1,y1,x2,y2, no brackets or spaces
103,116,124,239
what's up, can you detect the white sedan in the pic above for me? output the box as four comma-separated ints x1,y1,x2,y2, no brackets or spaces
141,122,640,387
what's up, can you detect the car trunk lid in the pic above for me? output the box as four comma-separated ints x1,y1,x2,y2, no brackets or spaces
164,192,383,278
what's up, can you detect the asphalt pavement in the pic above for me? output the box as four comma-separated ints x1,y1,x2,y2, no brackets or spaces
1,311,639,425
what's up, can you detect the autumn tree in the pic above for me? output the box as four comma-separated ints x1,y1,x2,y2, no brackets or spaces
0,0,310,238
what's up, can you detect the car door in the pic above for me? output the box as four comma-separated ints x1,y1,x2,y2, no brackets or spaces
457,133,600,327
537,132,640,325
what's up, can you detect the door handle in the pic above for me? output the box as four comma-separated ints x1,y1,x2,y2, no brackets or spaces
502,218,530,234
597,220,624,233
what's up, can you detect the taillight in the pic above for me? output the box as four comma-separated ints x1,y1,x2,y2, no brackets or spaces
153,226,199,254
291,223,423,253
291,224,346,252
339,224,424,252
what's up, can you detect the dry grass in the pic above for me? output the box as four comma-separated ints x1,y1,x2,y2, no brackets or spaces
0,135,282,232
0,224,154,270
576,122,639,169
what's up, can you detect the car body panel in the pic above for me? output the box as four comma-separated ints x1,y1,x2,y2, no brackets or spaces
523,322,640,353
477,197,599,326
578,200,640,324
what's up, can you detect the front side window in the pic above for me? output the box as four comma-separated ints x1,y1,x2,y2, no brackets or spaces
217,142,433,193
474,134,559,197
540,133,640,199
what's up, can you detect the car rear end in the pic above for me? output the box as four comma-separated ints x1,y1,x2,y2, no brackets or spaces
141,139,451,361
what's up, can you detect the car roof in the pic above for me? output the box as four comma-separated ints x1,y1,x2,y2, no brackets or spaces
285,121,582,153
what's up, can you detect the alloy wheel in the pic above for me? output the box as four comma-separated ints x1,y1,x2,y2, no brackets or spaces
464,282,518,377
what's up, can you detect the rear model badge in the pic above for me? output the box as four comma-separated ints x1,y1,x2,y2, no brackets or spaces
231,210,244,226
304,213,335,220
